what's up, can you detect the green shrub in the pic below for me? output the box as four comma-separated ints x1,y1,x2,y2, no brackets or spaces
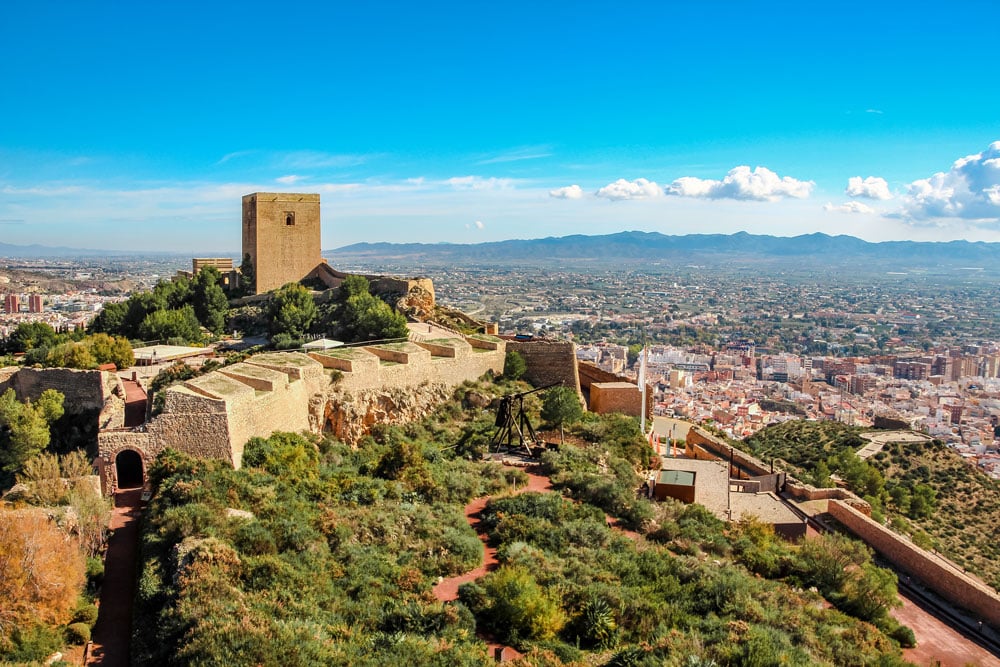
66,622,91,644
72,601,99,626
890,624,916,648
1,624,63,662
503,350,527,380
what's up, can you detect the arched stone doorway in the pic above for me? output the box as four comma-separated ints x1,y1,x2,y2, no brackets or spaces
115,449,145,489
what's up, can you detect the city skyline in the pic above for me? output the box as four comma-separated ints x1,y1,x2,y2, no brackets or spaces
2,1,1000,252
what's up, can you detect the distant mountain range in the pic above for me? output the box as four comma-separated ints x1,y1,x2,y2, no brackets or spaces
0,242,213,259
326,231,1000,267
4,231,999,268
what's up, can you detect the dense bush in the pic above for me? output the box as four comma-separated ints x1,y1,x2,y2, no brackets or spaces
66,621,91,645
128,377,911,666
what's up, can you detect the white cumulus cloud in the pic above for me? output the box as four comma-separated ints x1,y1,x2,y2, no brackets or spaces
845,176,892,200
666,166,813,201
549,184,584,199
824,201,876,214
899,141,1000,222
446,176,514,191
595,178,662,201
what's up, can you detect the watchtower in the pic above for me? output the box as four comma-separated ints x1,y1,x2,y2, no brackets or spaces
242,192,322,294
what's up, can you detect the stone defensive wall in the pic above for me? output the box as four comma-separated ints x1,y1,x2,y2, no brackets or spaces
308,336,504,394
506,339,581,394
0,366,114,413
97,336,506,492
97,352,326,493
828,500,1000,629
307,263,437,319
1,366,126,432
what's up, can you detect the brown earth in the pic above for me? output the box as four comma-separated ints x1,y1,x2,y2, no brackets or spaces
895,595,1000,666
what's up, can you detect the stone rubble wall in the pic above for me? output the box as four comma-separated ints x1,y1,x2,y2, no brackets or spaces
2,367,110,412
829,500,1000,629
506,339,581,393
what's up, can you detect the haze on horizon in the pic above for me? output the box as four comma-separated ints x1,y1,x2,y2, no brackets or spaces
2,1,999,253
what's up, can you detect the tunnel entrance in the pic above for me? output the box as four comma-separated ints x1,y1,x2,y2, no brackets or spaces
115,450,144,489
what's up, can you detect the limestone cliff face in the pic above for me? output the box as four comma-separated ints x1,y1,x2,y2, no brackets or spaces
318,382,451,444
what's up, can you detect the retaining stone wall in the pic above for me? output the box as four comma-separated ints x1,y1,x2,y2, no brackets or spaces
829,500,1000,629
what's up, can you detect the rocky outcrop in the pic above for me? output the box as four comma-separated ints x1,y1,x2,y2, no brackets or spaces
321,383,452,444
372,276,436,320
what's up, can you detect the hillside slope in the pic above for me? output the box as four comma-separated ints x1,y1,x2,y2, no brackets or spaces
744,421,1000,590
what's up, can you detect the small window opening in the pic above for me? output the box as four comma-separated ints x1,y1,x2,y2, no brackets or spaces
285,211,295,226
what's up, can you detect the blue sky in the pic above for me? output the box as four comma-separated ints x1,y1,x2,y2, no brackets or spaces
2,1,999,252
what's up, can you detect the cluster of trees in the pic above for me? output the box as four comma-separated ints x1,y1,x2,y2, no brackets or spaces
744,421,941,524
0,387,109,660
0,388,64,485
129,375,912,665
90,266,230,343
1,322,133,370
265,276,409,347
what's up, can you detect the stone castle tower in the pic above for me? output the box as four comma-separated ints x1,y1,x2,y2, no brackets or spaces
242,192,323,294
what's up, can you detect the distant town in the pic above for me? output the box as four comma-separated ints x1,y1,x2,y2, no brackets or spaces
4,253,1000,486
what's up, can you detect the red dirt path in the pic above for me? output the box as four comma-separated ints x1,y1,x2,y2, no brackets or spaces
432,468,554,661
121,379,147,428
895,595,1000,666
433,470,553,603
87,489,144,667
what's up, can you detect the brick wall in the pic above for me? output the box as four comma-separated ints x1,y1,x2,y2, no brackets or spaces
829,500,1000,629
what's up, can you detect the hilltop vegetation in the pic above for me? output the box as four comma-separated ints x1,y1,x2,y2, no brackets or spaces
132,377,913,665
743,420,1000,590
1,391,110,663
874,439,1000,589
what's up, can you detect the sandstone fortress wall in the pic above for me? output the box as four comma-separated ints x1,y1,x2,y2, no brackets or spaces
506,339,581,393
0,366,126,430
95,336,506,493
